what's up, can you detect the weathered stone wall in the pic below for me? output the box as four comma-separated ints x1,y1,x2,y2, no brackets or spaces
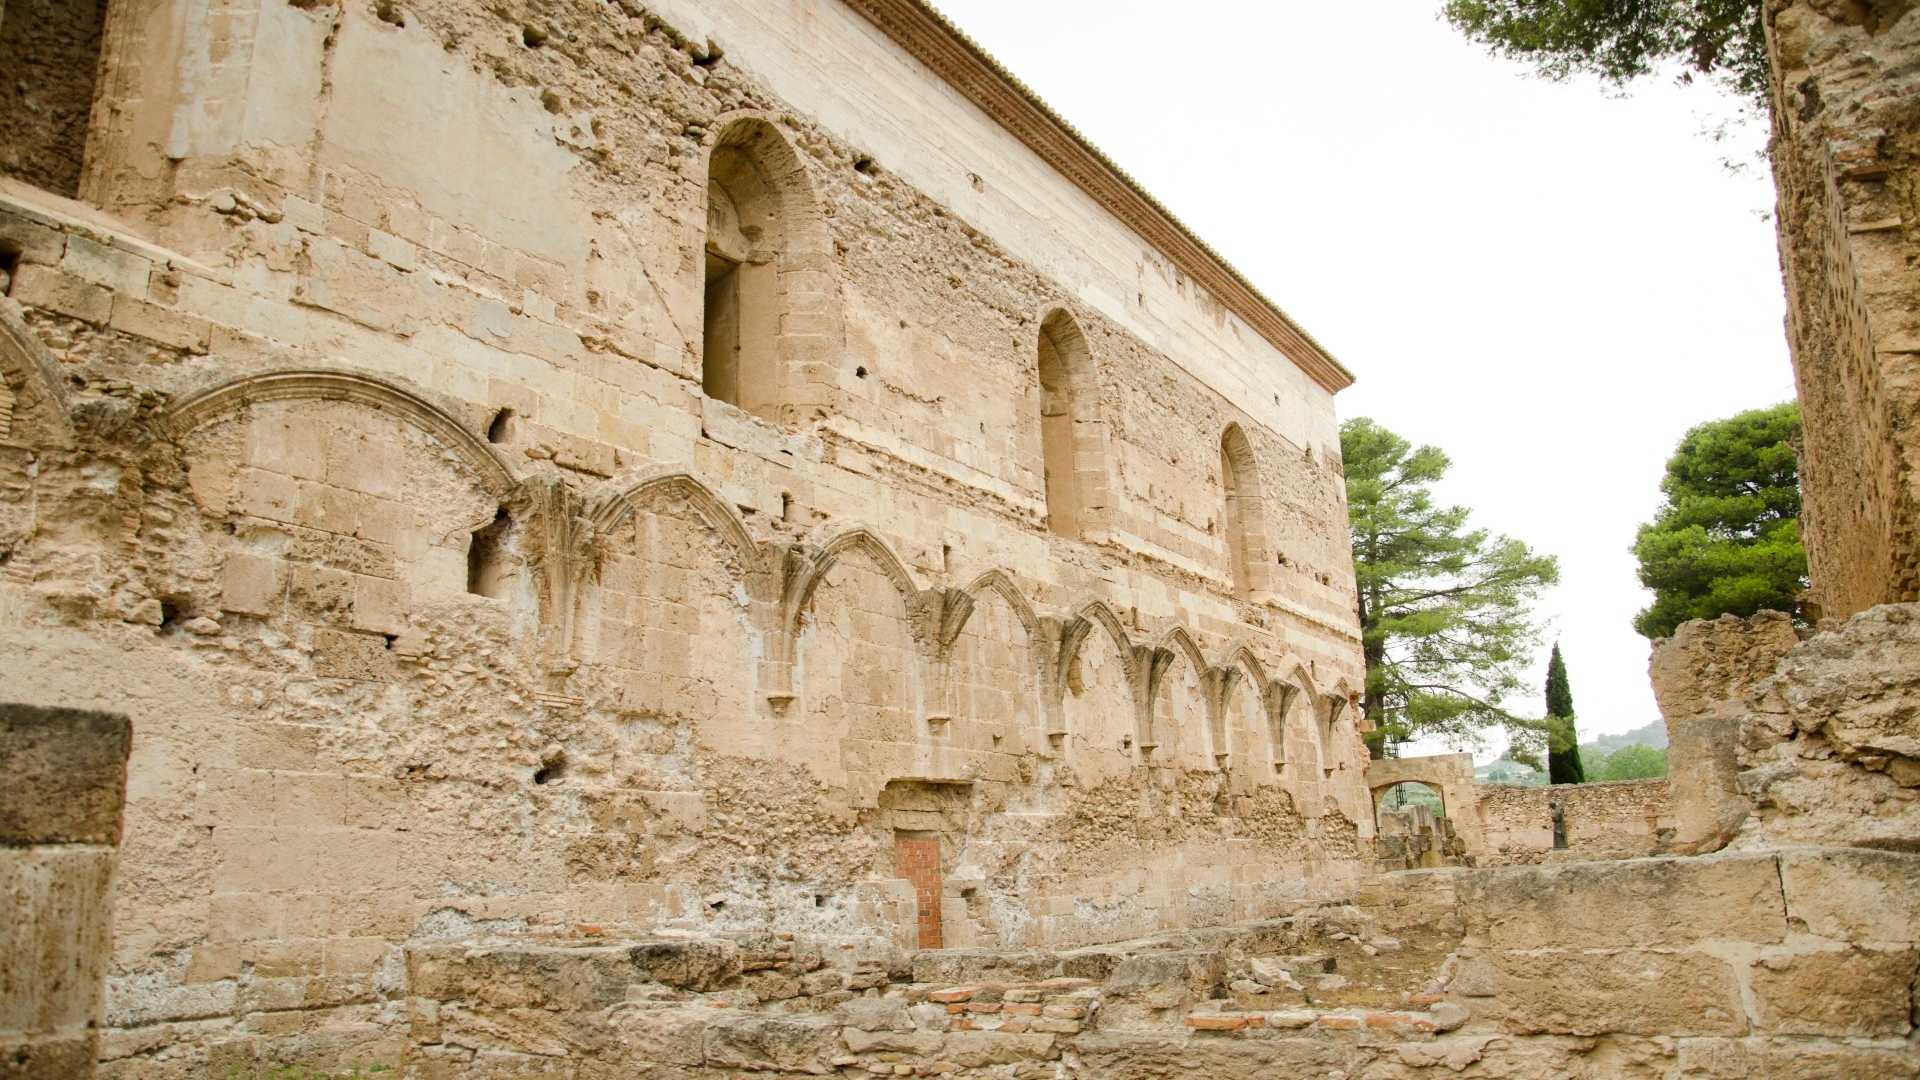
1648,603,1920,852
0,0,107,197
388,848,1920,1079
1766,0,1920,619
1650,612,1803,853
1,703,131,1079
1738,603,1920,848
0,0,1371,1071
1473,779,1675,867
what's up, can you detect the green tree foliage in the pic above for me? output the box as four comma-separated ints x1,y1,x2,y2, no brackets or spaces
1590,743,1669,780
1343,418,1560,754
1543,643,1586,783
1442,0,1769,108
1631,402,1807,639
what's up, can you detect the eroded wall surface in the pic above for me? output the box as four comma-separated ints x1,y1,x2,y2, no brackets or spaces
1767,0,1920,618
0,0,1372,1072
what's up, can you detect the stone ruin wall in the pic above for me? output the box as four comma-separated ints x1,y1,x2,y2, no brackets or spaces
1767,0,1920,619
1,704,132,1079
0,0,1376,1072
0,0,108,198
1472,779,1674,867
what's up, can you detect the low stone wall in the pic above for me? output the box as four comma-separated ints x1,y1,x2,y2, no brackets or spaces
1475,779,1674,866
1,703,131,1079
385,846,1920,1079
1447,848,1920,1076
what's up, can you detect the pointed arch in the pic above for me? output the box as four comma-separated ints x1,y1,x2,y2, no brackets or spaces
1058,598,1134,680
816,527,920,601
162,368,516,496
1156,626,1208,675
959,568,1042,639
588,469,761,567
700,112,839,422
1035,306,1107,539
1219,422,1272,598
1214,643,1271,692
0,301,75,446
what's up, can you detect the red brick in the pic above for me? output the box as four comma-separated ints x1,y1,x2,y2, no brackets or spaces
1186,1015,1248,1031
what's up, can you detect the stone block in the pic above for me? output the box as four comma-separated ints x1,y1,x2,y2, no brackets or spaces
1104,949,1224,1000
1674,1037,1920,1079
0,1033,98,1079
610,1006,708,1067
109,296,212,353
0,704,132,845
1456,852,1786,949
61,234,150,297
1779,848,1920,943
1650,612,1799,852
0,847,115,1032
1749,947,1918,1036
1480,948,1746,1036
8,264,111,323
701,1013,838,1074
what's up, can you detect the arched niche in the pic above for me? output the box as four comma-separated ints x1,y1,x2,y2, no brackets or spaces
162,369,517,633
1035,308,1108,539
793,535,926,803
576,475,762,747
1056,601,1137,783
1148,629,1212,772
700,114,839,425
942,573,1043,778
1219,423,1273,598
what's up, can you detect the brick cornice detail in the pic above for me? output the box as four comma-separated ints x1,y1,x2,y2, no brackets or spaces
841,0,1354,394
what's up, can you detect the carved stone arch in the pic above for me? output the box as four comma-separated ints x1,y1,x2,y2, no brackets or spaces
959,569,1042,640
573,468,770,683
162,368,516,497
588,468,761,566
1056,598,1135,688
1209,644,1274,770
1142,625,1209,759
929,568,1047,743
0,301,75,446
815,527,921,605
698,111,843,423
1219,421,1274,598
1035,305,1111,540
1279,660,1325,773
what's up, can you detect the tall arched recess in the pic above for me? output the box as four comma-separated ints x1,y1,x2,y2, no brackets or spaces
1037,309,1103,539
700,116,834,423
1220,423,1270,598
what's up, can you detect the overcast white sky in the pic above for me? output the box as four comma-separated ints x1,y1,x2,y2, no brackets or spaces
937,1,1796,757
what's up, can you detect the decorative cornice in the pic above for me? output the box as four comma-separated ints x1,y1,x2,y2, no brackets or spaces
840,0,1355,394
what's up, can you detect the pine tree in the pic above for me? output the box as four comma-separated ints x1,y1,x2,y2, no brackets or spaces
1341,418,1559,754
1544,643,1585,784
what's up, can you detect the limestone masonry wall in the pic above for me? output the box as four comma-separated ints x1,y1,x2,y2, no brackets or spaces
0,0,1372,1072
1767,0,1920,618
1474,779,1674,866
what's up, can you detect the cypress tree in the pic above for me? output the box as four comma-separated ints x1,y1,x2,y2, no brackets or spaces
1544,643,1585,784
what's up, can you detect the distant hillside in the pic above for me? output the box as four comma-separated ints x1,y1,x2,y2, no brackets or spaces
1474,719,1668,785
1584,719,1667,754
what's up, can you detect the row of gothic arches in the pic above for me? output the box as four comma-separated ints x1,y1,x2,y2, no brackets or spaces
694,113,1280,600
126,351,1365,796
